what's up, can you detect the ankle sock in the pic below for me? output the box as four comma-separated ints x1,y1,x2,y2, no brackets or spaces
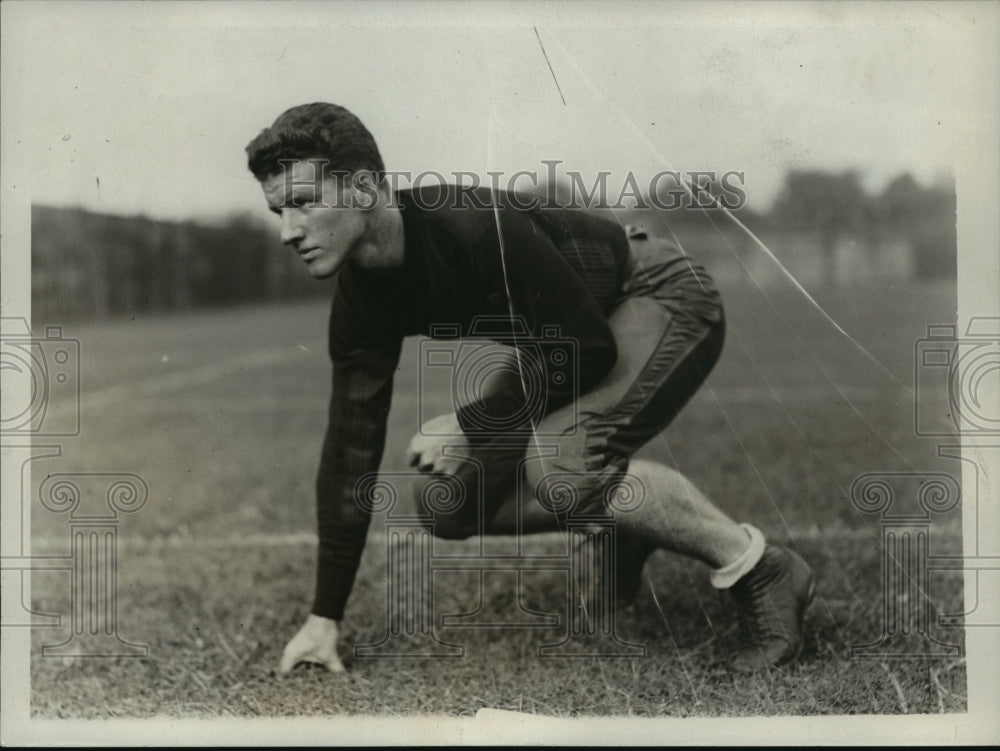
709,523,766,589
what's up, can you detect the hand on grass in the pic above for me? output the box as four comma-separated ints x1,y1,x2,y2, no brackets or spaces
278,614,344,675
405,412,469,475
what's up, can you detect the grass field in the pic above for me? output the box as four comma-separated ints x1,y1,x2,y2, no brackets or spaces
25,273,968,718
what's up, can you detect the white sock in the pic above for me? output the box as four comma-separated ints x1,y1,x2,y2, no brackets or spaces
709,523,766,589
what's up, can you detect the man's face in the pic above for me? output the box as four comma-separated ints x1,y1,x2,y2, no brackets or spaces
262,160,368,279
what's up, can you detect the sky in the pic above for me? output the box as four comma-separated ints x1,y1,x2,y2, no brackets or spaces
1,1,985,224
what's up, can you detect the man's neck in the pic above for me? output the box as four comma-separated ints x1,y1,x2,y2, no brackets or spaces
360,202,406,270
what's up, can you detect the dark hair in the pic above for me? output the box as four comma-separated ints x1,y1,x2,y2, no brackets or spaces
245,102,385,182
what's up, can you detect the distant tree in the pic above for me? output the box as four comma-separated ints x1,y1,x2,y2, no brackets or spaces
771,170,868,286
879,172,956,279
881,173,923,222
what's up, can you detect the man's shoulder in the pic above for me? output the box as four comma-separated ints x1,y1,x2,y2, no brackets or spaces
395,184,504,244
395,184,623,245
397,183,499,210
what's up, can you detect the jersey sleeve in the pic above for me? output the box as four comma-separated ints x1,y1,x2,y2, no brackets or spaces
455,208,619,435
311,304,403,621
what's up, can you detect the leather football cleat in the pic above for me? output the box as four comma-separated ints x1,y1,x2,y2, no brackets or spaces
726,544,815,672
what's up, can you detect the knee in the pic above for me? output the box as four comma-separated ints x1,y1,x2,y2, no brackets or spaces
706,301,725,352
676,267,726,335
424,515,477,540
687,282,725,346
626,460,690,499
627,459,681,485
684,294,726,375
412,472,480,540
528,467,612,517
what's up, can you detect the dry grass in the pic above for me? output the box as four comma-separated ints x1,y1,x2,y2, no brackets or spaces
27,278,968,717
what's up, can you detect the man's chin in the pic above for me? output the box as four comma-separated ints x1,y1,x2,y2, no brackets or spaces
309,267,340,280
307,258,347,280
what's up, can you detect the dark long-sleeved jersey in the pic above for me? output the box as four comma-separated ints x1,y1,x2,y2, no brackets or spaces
313,185,632,620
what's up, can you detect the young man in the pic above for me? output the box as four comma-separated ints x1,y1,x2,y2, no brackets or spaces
245,102,814,676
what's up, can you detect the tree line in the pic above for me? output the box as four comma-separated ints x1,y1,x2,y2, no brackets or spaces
31,169,956,321
31,206,327,322
612,169,956,283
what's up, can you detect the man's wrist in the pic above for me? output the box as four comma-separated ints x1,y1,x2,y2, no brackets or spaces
305,613,340,632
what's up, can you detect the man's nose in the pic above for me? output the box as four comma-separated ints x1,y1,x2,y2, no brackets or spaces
280,213,304,246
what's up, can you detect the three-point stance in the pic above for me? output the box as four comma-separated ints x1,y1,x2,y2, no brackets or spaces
245,103,814,676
